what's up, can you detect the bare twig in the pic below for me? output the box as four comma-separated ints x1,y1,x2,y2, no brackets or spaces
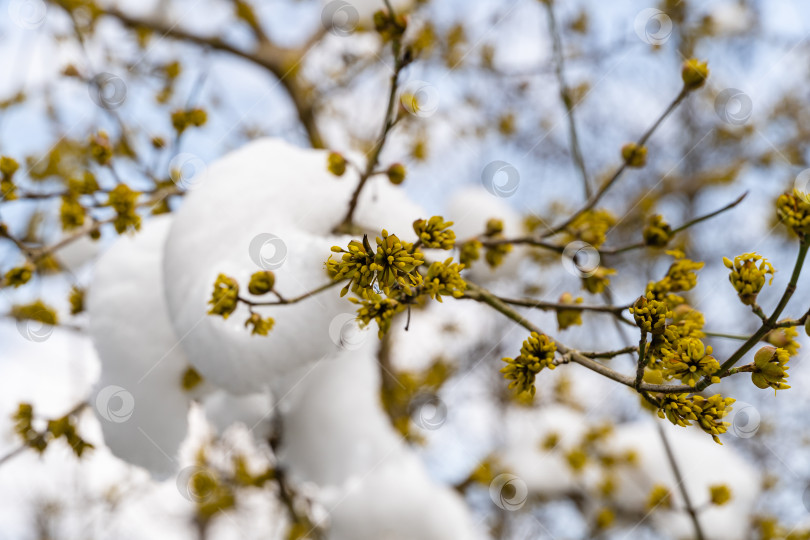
544,1,590,198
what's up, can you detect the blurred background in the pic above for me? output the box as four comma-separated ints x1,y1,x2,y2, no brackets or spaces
1,0,810,538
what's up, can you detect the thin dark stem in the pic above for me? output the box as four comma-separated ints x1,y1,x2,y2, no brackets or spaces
494,296,630,314
544,1,590,199
461,282,695,394
634,333,649,390
600,192,748,255
656,422,706,540
239,280,342,306
541,87,689,239
701,240,808,389
334,54,406,234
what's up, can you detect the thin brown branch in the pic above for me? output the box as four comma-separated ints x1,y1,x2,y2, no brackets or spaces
540,87,690,239
656,421,706,540
333,49,408,234
238,280,342,307
544,0,590,198
461,282,696,394
702,240,809,389
97,6,325,148
600,192,748,255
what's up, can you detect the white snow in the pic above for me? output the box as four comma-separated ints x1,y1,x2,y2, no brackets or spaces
323,451,482,540
445,186,525,283
603,420,761,540
162,138,426,395
87,216,198,478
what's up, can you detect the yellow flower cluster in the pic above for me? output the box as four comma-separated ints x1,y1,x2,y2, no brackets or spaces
423,258,466,301
413,216,456,249
501,332,557,397
208,274,239,319
646,250,704,305
568,209,616,247
660,337,721,387
658,393,735,444
556,292,583,330
329,231,425,297
171,108,208,134
630,292,671,335
642,214,672,247
482,218,512,268
14,403,93,457
776,189,810,236
349,295,405,339
107,184,141,234
723,252,774,306
0,156,19,200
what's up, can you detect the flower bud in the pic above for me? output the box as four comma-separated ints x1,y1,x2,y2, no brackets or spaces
752,345,790,392
327,152,347,177
681,59,709,90
248,271,275,295
643,214,672,248
386,163,406,185
621,143,647,168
